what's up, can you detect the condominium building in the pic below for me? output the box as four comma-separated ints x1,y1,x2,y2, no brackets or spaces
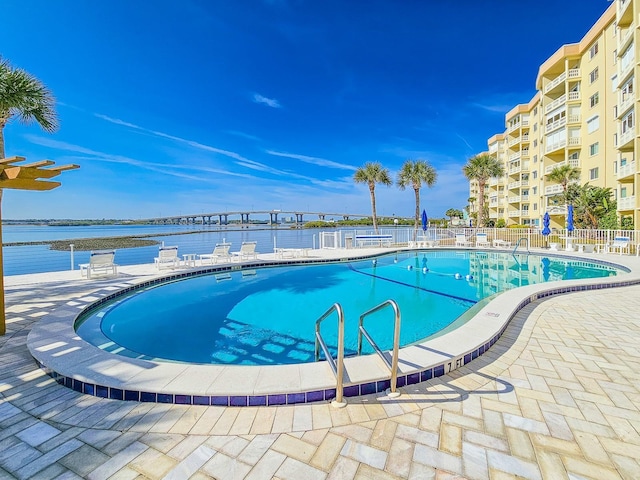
471,0,638,230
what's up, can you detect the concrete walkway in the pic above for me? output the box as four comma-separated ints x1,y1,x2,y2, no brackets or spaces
1,254,639,479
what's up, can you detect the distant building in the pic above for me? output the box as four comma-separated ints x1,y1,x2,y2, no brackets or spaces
470,1,637,229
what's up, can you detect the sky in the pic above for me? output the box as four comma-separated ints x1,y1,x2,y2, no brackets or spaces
1,0,613,220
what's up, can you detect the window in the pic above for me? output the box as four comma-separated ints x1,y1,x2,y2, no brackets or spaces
589,167,599,180
533,155,538,163
590,92,599,108
621,186,627,198
533,203,538,211
611,74,618,92
613,50,617,64
589,42,599,58
533,171,537,180
614,106,618,117
614,133,618,146
533,123,537,132
569,151,579,160
614,161,618,174
533,140,538,147
587,115,600,133
534,107,538,115
532,187,537,195
590,67,599,83
621,80,633,103
590,142,599,156
622,111,634,134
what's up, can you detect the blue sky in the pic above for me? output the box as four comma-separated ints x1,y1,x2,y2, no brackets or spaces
2,0,611,220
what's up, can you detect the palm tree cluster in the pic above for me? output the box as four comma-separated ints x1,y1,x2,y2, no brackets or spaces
353,159,437,233
462,154,504,227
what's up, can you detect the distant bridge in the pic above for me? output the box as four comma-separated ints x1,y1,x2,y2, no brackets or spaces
140,210,372,226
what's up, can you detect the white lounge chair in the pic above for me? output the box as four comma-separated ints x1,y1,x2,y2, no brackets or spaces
154,246,179,269
475,233,490,248
231,241,258,261
606,236,631,255
79,250,118,279
455,234,472,247
199,243,231,265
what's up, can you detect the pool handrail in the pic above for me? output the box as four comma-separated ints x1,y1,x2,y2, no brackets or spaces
513,237,529,255
314,303,346,407
357,299,401,397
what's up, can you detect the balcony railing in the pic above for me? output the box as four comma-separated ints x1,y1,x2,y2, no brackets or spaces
568,91,580,101
545,94,567,113
545,184,564,196
618,195,636,211
545,139,567,153
545,116,567,133
509,152,521,162
619,94,634,115
567,114,580,124
508,210,521,217
568,68,580,79
508,196,521,203
617,160,636,179
568,137,581,147
544,158,580,175
507,180,529,190
619,128,634,147
544,72,566,94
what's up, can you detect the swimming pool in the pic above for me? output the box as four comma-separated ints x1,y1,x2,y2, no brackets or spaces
75,250,620,366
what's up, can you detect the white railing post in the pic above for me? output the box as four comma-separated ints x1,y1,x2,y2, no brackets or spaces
70,244,75,271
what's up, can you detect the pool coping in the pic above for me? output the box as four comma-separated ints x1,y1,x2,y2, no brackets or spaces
26,248,640,406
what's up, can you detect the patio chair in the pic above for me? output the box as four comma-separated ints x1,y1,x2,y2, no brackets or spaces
455,233,472,247
154,246,179,269
606,236,631,255
231,241,258,261
79,250,118,279
475,233,490,248
199,243,232,265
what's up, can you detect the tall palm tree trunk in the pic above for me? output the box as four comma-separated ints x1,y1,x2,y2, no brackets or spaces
369,185,378,234
414,188,420,231
477,181,485,227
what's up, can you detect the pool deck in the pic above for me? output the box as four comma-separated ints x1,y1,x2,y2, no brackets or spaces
1,246,640,479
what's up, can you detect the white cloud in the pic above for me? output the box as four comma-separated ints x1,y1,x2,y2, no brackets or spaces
252,93,282,108
266,150,357,171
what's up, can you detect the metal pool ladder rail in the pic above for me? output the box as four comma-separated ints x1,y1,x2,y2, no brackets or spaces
513,237,530,255
314,303,346,407
357,299,402,398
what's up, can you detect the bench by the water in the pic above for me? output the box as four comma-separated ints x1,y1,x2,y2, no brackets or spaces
355,234,393,247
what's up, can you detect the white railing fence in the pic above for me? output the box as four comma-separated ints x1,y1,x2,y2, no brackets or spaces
4,226,639,277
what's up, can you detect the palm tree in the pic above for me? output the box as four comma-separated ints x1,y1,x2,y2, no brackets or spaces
397,159,437,231
0,57,58,335
353,162,392,233
462,154,504,227
546,164,581,207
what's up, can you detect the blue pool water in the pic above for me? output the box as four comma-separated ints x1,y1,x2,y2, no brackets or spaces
75,251,621,365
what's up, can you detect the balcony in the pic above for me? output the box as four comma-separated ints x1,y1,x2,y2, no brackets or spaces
618,0,632,27
545,138,567,154
507,180,529,190
545,116,567,133
509,152,521,162
508,210,521,218
567,114,580,124
617,160,636,180
619,128,635,149
568,137,581,147
618,93,634,116
544,72,566,94
521,195,530,202
619,56,635,83
544,158,580,175
489,212,498,219
508,195,521,203
489,178,499,186
521,149,530,159
547,205,567,215
618,195,636,211
507,137,520,147
567,68,580,79
507,122,521,133
568,91,580,102
545,184,564,196
545,94,566,114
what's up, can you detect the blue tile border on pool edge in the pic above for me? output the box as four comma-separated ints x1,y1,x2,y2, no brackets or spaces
34,256,640,406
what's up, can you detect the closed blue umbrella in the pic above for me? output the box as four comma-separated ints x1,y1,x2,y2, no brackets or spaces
421,209,428,232
542,212,551,248
542,212,551,235
567,205,574,233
